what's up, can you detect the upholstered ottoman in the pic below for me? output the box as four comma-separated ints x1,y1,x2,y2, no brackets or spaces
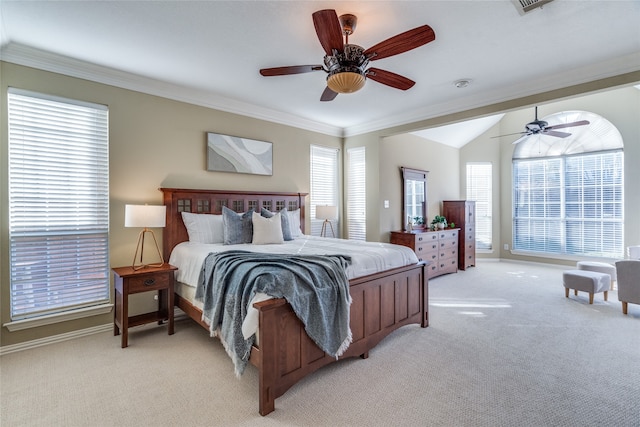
563,270,610,304
577,261,617,290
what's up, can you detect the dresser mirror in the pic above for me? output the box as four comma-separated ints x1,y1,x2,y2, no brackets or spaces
401,167,428,230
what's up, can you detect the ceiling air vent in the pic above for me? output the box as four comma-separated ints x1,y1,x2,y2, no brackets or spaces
513,0,554,15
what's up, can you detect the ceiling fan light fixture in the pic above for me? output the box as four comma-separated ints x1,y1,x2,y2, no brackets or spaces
327,71,366,94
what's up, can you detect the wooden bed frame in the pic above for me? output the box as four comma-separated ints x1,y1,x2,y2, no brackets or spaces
160,188,428,415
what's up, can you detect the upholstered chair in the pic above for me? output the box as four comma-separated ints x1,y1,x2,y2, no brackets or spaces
614,260,640,315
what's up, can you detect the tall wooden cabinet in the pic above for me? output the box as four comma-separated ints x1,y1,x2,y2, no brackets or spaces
390,229,459,279
443,200,476,270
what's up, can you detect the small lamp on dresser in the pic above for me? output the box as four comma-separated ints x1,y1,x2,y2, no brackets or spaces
125,204,166,270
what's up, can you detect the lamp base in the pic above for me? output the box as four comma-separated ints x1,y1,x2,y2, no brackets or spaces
320,220,335,238
132,228,165,271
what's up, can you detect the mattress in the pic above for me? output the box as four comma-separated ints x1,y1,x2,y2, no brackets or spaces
169,235,420,339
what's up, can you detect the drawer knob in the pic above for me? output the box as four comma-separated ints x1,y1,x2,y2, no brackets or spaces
144,278,156,286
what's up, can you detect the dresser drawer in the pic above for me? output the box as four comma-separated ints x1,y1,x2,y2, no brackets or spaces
438,259,458,275
438,229,458,240
439,237,458,250
417,248,439,263
415,233,438,243
127,273,170,293
439,247,458,261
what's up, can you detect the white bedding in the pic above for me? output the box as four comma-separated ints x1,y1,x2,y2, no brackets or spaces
169,235,419,339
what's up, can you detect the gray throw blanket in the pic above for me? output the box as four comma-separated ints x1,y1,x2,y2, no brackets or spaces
195,250,352,376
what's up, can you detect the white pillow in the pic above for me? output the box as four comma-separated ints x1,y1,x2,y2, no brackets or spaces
252,211,284,244
286,208,303,238
181,212,224,243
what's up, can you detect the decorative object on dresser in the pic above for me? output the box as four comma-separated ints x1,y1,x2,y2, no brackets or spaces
390,228,459,278
430,214,447,230
124,204,167,270
112,264,177,348
316,205,338,237
443,200,476,270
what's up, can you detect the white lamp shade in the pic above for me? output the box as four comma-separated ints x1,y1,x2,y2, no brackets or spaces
316,205,338,221
125,204,166,228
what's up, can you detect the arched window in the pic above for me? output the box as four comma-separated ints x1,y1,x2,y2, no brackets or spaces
512,111,624,258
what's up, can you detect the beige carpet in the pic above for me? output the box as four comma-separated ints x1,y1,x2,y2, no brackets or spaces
1,260,639,427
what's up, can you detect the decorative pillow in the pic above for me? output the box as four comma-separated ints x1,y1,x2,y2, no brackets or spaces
286,208,303,238
252,211,284,245
261,208,293,241
222,206,254,245
181,212,224,243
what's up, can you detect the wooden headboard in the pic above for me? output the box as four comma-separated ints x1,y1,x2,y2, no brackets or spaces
159,188,307,260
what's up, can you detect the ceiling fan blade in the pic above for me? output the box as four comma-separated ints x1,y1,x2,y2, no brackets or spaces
260,65,324,76
366,68,415,90
320,86,338,102
545,120,590,130
312,9,344,56
543,130,571,138
364,25,435,61
491,131,528,139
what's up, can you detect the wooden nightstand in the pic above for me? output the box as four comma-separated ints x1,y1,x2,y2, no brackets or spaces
112,264,178,348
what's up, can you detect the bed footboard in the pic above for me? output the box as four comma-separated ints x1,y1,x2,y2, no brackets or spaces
251,262,427,415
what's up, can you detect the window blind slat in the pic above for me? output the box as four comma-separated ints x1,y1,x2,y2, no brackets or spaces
467,163,492,250
310,145,339,237
8,89,110,320
348,147,366,241
513,151,623,258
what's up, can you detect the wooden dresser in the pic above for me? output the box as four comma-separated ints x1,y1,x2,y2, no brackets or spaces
443,200,476,270
390,229,459,278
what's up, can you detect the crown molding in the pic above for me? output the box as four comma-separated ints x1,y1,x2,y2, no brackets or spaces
344,52,640,137
0,43,344,138
3,43,638,140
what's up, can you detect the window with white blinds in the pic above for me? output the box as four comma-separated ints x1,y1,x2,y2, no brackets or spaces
8,88,110,320
513,151,624,258
310,145,339,237
347,147,366,241
466,163,492,250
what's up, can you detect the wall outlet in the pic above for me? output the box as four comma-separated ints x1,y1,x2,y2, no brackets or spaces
503,244,509,250
384,200,389,208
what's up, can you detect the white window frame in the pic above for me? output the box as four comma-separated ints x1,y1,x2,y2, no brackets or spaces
5,88,112,330
310,145,339,237
347,147,366,241
513,151,624,258
466,163,492,251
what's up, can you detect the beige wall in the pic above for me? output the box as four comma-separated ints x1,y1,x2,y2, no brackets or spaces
0,62,341,347
2,60,639,348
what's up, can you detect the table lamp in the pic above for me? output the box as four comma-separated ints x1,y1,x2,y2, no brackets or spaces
125,204,166,270
316,205,338,238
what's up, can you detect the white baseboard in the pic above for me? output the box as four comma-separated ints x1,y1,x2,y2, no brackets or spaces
0,324,113,356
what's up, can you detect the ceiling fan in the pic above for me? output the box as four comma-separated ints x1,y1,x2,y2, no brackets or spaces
259,9,435,101
495,107,590,144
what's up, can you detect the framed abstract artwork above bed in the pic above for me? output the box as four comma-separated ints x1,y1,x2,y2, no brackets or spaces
207,132,273,176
